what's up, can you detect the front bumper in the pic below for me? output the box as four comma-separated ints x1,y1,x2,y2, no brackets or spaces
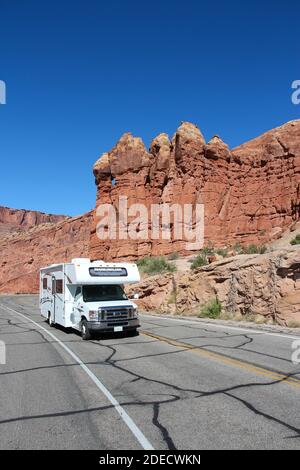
87,317,140,332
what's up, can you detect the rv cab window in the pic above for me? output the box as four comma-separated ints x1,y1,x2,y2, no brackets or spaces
82,285,128,302
75,287,82,298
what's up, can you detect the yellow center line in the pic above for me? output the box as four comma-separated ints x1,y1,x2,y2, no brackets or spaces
140,331,300,389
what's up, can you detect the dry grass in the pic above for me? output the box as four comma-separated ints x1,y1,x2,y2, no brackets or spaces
219,311,270,324
287,320,300,328
219,311,244,322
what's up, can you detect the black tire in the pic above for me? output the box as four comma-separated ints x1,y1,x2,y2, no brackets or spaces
127,329,139,337
81,319,92,341
48,313,55,327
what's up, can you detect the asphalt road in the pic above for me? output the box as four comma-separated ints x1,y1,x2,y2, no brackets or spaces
1,295,300,450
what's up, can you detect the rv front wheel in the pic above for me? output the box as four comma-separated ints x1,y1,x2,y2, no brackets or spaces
127,329,139,337
81,319,92,341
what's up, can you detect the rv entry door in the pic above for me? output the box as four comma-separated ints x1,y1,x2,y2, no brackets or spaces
51,276,56,323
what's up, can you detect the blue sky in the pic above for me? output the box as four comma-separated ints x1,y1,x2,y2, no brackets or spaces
0,0,299,216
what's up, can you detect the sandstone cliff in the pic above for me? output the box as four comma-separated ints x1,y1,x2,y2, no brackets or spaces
0,212,93,293
91,120,300,260
0,206,67,238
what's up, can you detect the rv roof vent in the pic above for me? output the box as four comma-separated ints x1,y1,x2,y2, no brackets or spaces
71,258,90,264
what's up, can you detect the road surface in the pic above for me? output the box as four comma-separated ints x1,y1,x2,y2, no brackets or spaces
0,295,300,450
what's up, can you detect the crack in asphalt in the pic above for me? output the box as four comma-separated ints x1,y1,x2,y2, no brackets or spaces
2,298,300,449
153,402,177,450
5,318,51,343
89,338,300,443
142,328,300,368
224,391,300,438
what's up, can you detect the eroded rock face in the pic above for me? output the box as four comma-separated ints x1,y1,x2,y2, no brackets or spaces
91,120,300,261
0,206,67,238
128,248,300,325
0,212,93,294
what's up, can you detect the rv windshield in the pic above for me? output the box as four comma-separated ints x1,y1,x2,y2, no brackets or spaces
82,285,128,302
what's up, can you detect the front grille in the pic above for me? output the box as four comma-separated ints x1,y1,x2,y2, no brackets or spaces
101,306,132,325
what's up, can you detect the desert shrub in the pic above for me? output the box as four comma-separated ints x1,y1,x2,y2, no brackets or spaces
167,290,177,305
287,319,300,328
201,245,215,256
290,234,300,246
199,298,222,319
216,248,228,257
234,243,244,254
245,244,267,254
253,314,268,324
167,252,180,260
191,254,208,269
137,256,176,275
190,245,216,269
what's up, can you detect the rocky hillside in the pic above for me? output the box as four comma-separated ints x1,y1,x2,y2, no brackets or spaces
129,246,300,325
127,222,300,325
0,206,67,238
0,212,93,293
91,119,300,260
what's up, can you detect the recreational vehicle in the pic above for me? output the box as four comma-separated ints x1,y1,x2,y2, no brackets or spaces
40,258,140,340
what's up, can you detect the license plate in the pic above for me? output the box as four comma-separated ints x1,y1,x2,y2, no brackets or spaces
114,326,123,332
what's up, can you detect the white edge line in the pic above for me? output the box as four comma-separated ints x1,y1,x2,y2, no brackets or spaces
1,304,154,451
141,313,300,341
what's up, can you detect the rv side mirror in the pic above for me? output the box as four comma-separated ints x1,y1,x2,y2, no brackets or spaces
128,292,139,300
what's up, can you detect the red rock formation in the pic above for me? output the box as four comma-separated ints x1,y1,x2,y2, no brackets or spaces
0,206,67,238
127,246,300,325
0,212,93,294
91,120,300,260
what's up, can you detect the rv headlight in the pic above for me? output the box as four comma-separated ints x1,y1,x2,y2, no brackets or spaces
129,307,138,318
89,310,98,320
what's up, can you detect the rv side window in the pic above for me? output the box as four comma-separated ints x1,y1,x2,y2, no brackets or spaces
43,278,47,290
56,280,63,294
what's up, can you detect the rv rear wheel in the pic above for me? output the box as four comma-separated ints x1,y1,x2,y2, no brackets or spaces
81,319,92,341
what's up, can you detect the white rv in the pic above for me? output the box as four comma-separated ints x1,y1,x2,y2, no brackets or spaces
40,258,140,340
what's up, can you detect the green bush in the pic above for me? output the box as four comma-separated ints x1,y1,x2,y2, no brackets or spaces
234,243,244,254
137,256,176,275
234,243,267,255
199,298,222,319
191,254,208,269
201,245,215,256
216,248,228,257
244,244,267,254
290,234,300,246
